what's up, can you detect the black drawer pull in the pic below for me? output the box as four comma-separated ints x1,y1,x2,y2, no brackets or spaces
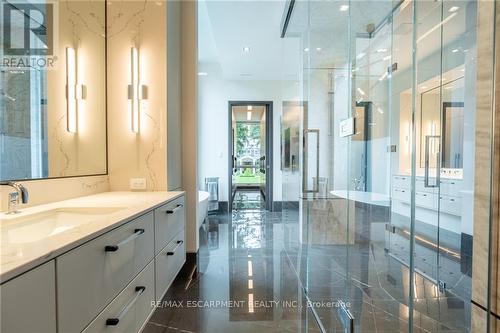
106,286,146,326
105,229,145,252
166,204,183,214
166,240,184,256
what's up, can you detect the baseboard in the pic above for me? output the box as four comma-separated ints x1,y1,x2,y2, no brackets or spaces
178,251,198,279
208,201,229,214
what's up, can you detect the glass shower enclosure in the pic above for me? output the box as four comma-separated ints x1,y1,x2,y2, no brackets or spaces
281,0,496,331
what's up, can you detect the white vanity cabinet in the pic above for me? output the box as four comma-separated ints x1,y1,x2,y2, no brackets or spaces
0,261,57,333
391,174,462,232
154,196,186,301
0,193,185,333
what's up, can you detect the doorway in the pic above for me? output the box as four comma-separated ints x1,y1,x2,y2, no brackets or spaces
228,101,273,211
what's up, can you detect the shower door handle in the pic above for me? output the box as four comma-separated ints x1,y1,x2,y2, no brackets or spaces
424,135,441,188
302,129,320,193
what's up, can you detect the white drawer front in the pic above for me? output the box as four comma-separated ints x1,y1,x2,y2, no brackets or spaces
1,261,56,333
57,212,154,333
82,261,155,333
392,187,410,203
392,175,410,189
415,192,435,209
155,229,186,301
439,179,462,197
155,196,185,254
415,178,439,194
440,195,461,216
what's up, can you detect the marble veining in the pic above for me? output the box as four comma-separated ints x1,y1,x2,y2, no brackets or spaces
0,191,183,283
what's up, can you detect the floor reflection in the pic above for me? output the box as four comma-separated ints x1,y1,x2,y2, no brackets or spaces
145,192,321,333
283,199,472,332
146,194,471,332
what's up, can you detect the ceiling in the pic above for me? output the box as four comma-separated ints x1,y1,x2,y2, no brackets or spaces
199,0,300,80
199,0,474,81
232,105,266,122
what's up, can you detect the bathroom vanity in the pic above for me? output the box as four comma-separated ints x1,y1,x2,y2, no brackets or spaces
0,191,185,333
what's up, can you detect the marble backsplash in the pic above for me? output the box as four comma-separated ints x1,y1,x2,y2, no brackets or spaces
0,175,109,212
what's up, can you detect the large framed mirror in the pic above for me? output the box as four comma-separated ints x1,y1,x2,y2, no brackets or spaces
0,0,107,181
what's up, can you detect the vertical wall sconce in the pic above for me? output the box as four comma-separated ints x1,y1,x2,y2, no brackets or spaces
128,47,148,133
65,47,86,133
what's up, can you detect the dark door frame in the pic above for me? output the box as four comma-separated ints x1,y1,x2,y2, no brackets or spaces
228,101,273,211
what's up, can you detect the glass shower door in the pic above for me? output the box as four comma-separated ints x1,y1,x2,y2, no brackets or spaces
281,0,496,332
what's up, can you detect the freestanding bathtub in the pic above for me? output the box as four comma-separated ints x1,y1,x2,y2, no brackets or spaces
198,191,210,229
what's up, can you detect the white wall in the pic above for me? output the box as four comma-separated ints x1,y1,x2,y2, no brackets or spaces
198,62,299,202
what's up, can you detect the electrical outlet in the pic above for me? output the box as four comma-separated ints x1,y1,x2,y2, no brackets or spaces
130,178,147,190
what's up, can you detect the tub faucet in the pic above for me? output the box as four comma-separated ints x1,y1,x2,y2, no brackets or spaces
0,181,29,214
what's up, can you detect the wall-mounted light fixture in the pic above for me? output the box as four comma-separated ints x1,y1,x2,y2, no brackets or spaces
66,47,86,133
128,47,148,133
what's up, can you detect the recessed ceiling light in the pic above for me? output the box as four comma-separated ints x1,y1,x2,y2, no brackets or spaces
357,87,366,96
449,6,459,13
316,47,322,52
340,5,349,11
198,72,208,76
304,48,309,52
383,55,392,61
452,49,459,53
243,46,250,53
376,48,387,53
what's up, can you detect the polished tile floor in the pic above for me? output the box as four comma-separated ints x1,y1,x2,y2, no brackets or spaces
144,190,322,333
145,192,472,332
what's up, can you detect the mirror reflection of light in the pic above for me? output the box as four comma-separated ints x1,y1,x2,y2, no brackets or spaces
248,294,254,313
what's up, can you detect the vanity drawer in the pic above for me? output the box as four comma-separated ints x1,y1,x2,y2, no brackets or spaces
415,178,439,194
415,191,435,209
57,211,154,333
439,195,461,216
392,187,410,203
1,261,56,333
82,261,155,333
155,196,185,254
392,175,410,189
155,229,186,301
439,179,462,196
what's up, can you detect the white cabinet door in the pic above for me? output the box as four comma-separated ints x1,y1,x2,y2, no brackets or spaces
0,261,56,333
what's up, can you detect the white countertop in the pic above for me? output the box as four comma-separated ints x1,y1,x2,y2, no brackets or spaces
330,190,391,207
0,191,184,283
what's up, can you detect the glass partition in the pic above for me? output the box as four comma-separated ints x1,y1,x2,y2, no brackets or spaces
281,0,496,331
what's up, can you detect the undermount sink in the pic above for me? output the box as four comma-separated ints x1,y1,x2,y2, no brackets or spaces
1,207,126,244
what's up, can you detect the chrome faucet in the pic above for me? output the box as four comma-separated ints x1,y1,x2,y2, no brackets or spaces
0,181,29,214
